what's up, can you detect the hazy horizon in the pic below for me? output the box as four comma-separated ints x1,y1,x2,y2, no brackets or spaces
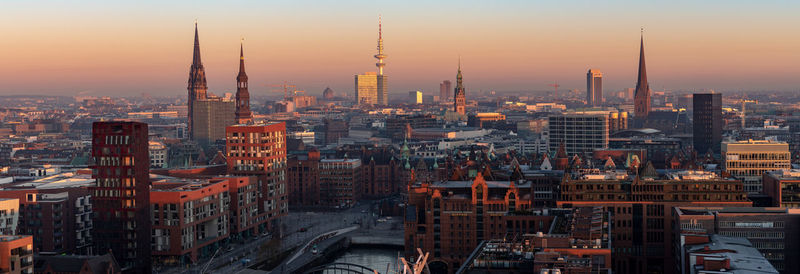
1,0,798,97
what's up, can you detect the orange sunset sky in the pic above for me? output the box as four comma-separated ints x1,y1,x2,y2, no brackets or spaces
1,0,798,97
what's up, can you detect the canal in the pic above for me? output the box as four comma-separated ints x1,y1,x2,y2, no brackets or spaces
329,246,403,273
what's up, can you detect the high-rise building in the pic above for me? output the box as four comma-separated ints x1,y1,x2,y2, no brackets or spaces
634,32,651,119
547,110,614,155
439,80,452,102
722,140,791,194
355,72,378,105
586,69,603,106
225,122,288,233
454,59,466,115
187,23,208,139
90,121,151,273
408,90,422,104
235,41,252,124
375,17,388,105
693,93,722,155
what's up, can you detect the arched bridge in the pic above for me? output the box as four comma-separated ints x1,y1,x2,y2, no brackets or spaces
303,262,378,274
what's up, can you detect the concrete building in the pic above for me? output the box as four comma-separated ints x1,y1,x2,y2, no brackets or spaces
467,113,506,128
408,90,423,104
319,159,362,207
0,235,33,274
149,141,168,169
225,122,288,233
0,199,18,235
547,111,611,155
693,93,722,155
558,169,750,274
89,121,151,273
764,169,800,208
674,207,800,273
722,140,791,194
587,69,603,107
440,80,452,102
192,98,236,147
355,72,379,105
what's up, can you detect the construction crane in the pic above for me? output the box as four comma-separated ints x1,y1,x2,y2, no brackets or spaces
739,99,758,129
548,82,560,98
264,81,297,100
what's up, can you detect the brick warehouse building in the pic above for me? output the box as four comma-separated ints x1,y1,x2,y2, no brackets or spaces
90,121,151,273
226,122,288,233
558,168,750,274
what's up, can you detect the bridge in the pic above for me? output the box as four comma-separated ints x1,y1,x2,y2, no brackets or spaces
302,262,378,274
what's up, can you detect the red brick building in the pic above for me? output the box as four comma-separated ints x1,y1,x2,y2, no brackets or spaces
226,122,288,233
89,121,151,273
319,159,362,207
763,169,800,208
287,150,320,206
558,169,750,274
0,235,33,274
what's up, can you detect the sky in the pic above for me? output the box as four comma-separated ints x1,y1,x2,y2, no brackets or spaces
1,0,798,97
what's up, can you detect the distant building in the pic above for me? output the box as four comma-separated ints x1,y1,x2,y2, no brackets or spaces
192,98,236,147
225,122,288,233
319,159,362,207
454,60,466,115
586,69,603,106
0,199,18,235
408,90,423,104
440,80,452,102
467,113,506,128
634,33,651,120
0,235,33,273
149,141,168,169
322,87,335,99
547,111,612,155
722,140,791,194
355,72,379,105
763,169,800,208
234,42,253,124
693,93,722,155
90,121,151,273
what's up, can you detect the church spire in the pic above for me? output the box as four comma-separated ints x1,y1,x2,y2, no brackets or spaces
454,57,466,115
634,28,651,119
187,21,208,140
235,38,252,124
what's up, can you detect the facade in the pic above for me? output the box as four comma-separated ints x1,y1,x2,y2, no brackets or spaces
454,62,466,115
287,150,321,206
225,122,288,233
321,119,349,145
633,33,651,119
674,207,800,273
192,98,236,146
764,169,800,208
150,177,231,264
722,140,791,194
0,173,93,255
149,141,168,168
354,72,378,105
405,174,541,272
467,113,506,128
558,169,750,274
234,42,253,124
547,111,611,155
0,199,18,235
693,93,722,155
440,80,452,102
586,69,603,107
0,235,33,274
89,121,151,273
319,159,362,207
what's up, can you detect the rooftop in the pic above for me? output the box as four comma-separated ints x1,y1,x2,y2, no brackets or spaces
685,235,778,273
5,171,94,190
765,169,800,180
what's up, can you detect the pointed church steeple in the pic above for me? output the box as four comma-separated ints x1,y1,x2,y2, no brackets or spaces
187,21,209,140
634,28,651,119
235,38,252,124
454,57,466,115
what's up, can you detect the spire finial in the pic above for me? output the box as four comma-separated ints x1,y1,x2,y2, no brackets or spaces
378,15,382,40
240,37,244,60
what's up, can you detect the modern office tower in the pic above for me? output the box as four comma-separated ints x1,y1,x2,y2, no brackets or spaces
559,170,750,274
440,80,452,102
586,69,603,106
722,140,791,194
454,60,466,115
375,17,388,105
225,122,288,233
187,23,208,139
547,110,612,155
408,90,422,104
90,121,151,273
634,32,651,119
693,93,722,155
354,72,378,105
235,41,253,124
764,169,800,208
0,236,33,274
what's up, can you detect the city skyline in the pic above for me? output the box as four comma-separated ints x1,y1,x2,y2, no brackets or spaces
1,0,799,96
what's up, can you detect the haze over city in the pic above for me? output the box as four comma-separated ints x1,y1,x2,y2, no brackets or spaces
1,0,799,96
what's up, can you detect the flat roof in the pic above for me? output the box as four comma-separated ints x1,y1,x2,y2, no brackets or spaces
686,235,778,273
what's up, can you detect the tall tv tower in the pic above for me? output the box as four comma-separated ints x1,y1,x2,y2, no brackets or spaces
375,16,386,75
